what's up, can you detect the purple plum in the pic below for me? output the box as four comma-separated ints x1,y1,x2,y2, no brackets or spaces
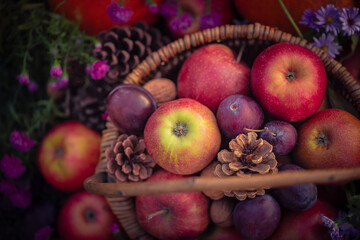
233,194,281,240
259,120,297,156
216,94,264,139
106,84,157,135
271,164,318,211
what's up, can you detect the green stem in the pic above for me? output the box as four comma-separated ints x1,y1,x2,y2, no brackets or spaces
277,0,303,38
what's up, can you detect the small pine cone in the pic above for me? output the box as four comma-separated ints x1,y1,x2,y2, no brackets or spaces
215,132,278,201
105,134,156,182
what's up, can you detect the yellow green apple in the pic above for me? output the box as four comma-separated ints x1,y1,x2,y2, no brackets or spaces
144,98,221,175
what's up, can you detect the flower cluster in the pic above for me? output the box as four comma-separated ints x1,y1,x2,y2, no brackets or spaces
321,212,360,240
299,5,360,58
159,0,222,33
105,0,223,33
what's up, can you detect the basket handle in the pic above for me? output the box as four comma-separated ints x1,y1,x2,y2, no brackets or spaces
84,166,360,197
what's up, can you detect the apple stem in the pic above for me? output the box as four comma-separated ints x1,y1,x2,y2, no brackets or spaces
236,43,246,63
146,208,169,220
244,127,277,137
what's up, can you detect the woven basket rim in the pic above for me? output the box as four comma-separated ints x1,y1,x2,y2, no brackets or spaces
85,23,360,240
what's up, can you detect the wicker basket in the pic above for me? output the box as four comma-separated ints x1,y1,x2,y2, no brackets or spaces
84,23,360,240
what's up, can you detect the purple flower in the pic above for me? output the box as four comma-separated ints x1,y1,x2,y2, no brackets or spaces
339,7,360,36
0,154,25,179
16,73,30,85
106,2,133,24
28,82,38,92
299,9,319,30
9,184,31,208
146,1,159,13
339,222,360,240
312,33,342,58
86,64,92,75
90,60,110,80
0,180,16,194
49,81,58,90
315,4,341,35
159,2,177,18
169,12,194,32
0,180,31,208
50,65,63,78
199,12,221,29
9,130,36,152
56,76,69,89
321,214,343,240
110,223,120,233
34,226,53,240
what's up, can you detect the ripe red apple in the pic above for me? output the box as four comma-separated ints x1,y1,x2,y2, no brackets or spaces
144,98,221,175
57,191,119,240
269,199,338,240
48,0,164,36
37,121,101,192
293,108,360,170
136,170,210,239
165,0,235,38
342,42,360,85
177,44,250,113
251,42,327,122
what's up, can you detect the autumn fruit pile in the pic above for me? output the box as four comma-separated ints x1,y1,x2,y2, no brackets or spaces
104,42,360,239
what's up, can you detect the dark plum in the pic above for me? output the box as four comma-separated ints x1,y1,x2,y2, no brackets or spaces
271,164,317,211
106,84,157,135
259,120,297,156
233,194,281,240
216,94,264,139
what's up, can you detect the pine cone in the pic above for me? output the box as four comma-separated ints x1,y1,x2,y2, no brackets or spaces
94,21,171,85
215,132,278,201
105,134,156,183
71,81,110,132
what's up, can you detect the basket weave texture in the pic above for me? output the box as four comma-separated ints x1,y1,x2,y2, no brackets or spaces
88,23,360,240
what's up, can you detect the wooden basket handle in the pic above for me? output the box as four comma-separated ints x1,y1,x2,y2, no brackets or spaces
84,166,360,197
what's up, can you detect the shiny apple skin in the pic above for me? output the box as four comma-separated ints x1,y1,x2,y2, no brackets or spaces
144,98,221,175
251,43,327,122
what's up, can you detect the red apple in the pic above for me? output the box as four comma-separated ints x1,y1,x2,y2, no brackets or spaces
37,121,101,192
293,108,360,170
164,0,235,38
144,98,221,175
177,44,250,113
48,0,164,36
136,170,210,239
57,191,119,240
269,199,338,240
251,42,327,122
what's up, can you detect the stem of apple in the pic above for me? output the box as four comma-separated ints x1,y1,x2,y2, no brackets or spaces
146,208,169,220
244,127,277,137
